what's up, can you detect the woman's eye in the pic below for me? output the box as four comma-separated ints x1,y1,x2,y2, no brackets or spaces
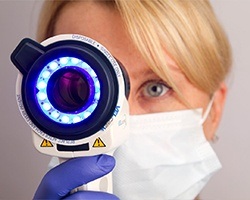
143,81,170,97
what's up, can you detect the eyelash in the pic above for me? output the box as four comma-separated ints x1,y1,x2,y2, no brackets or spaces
140,80,172,98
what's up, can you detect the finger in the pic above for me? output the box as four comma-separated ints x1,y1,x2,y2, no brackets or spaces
33,154,115,199
63,191,119,200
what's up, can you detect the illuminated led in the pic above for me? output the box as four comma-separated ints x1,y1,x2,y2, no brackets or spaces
37,81,47,89
81,62,89,69
95,81,100,88
83,111,91,119
88,103,97,113
71,58,80,64
60,57,68,65
94,92,101,100
49,62,58,70
37,92,47,101
73,116,81,123
95,86,100,93
51,111,60,119
62,115,70,123
90,69,97,77
43,103,51,111
42,71,50,79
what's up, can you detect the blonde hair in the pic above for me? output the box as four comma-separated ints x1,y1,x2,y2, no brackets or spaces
37,0,232,96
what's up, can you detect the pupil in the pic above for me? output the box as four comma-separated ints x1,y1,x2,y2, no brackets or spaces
152,86,158,92
47,68,90,113
148,84,162,96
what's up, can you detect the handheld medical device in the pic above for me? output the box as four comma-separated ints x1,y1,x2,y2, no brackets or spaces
11,34,130,193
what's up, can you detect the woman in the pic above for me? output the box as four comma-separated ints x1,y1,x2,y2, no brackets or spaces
34,0,232,199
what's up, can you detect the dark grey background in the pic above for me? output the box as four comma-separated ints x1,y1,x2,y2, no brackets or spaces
0,1,249,199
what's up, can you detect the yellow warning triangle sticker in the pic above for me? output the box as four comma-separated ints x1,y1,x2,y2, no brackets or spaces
40,139,53,147
92,137,106,148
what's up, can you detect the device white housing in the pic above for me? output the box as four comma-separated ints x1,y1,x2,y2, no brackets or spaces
15,34,129,158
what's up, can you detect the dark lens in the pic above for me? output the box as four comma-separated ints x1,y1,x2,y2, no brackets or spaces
48,68,90,112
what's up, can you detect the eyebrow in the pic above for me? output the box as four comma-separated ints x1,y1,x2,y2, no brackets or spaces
129,67,156,80
135,62,182,78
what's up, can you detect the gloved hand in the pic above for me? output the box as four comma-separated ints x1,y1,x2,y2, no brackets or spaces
34,154,119,200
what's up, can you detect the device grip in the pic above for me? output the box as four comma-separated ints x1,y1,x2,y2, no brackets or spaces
59,156,113,194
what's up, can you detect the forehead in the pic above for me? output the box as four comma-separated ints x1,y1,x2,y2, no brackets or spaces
54,2,131,55
54,1,182,83
54,1,151,78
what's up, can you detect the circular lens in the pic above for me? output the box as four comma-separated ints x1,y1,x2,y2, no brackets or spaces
48,68,90,112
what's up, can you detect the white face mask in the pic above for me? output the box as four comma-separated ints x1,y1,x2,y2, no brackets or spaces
113,102,221,200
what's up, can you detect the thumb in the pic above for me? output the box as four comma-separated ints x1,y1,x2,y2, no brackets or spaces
34,154,115,199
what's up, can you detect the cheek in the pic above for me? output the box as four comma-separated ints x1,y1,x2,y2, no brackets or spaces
128,95,187,115
128,95,165,115
128,98,149,115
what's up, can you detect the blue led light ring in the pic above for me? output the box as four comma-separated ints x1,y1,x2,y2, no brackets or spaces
36,56,101,124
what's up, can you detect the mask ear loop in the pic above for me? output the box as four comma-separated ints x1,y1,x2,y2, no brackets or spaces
200,96,220,143
200,95,215,125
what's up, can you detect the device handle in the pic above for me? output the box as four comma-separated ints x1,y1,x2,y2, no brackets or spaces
59,153,114,194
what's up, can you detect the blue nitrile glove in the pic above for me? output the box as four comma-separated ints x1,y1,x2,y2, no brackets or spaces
34,154,119,200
